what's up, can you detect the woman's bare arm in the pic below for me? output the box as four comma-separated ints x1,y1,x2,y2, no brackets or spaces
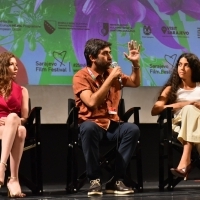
20,87,29,125
151,86,193,116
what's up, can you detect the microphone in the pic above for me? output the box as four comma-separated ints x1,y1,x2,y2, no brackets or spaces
111,61,123,88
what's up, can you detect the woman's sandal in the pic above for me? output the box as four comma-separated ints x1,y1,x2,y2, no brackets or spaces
0,162,7,187
170,163,192,181
7,177,26,198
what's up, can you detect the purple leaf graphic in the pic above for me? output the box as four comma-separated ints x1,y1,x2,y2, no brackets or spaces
139,0,186,50
154,0,200,20
72,0,146,64
72,0,187,64
34,0,44,13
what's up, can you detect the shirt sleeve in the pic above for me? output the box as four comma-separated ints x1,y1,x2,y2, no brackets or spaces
73,72,91,96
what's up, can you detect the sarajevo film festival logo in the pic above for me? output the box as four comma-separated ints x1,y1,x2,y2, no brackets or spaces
164,54,177,68
53,51,66,67
98,22,109,36
143,25,151,35
44,20,56,34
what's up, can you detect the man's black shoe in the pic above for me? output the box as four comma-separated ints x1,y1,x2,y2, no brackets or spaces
105,180,134,194
88,179,103,196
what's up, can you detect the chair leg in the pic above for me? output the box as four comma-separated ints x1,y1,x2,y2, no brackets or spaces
159,143,165,191
136,142,143,192
123,143,143,192
66,147,76,193
167,140,174,190
34,110,43,194
33,142,43,194
124,164,138,190
19,143,43,195
66,143,80,193
66,144,73,193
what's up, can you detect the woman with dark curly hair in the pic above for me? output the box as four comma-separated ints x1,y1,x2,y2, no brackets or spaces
0,51,28,197
151,52,200,180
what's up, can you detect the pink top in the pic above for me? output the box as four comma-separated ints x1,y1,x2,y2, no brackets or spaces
0,81,22,118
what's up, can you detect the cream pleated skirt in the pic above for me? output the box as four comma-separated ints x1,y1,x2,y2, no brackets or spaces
173,105,200,153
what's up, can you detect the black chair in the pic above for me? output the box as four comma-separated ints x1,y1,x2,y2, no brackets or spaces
3,99,43,195
158,107,200,191
66,98,143,193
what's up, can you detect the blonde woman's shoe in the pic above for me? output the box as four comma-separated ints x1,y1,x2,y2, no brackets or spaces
0,162,7,187
7,177,26,198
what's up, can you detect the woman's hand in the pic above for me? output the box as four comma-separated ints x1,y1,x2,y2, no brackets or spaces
190,102,200,109
0,117,6,126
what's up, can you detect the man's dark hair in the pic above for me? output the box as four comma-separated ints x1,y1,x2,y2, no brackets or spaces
84,38,111,67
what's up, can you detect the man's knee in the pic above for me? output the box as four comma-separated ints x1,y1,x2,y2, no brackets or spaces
133,124,140,138
127,123,140,140
80,121,99,138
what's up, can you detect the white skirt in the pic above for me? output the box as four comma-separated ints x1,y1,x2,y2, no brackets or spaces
173,105,200,153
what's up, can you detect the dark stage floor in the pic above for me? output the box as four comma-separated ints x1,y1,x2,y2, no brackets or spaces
1,181,200,199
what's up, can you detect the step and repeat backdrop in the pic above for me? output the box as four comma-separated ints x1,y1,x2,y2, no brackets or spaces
0,0,200,86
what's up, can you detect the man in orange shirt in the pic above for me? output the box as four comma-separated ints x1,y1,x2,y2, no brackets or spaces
73,38,141,196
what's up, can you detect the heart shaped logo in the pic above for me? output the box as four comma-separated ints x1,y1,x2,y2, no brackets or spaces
53,51,66,67
164,54,177,67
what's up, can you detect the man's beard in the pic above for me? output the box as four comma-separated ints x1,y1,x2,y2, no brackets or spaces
95,61,110,71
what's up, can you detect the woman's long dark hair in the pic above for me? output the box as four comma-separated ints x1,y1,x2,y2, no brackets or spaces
159,53,200,104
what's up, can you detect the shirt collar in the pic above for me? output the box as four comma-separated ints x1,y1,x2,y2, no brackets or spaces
86,67,111,79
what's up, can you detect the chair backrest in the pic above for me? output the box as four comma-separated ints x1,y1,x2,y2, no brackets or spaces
68,98,76,115
68,98,126,121
118,99,125,119
28,98,31,115
67,99,79,130
67,98,140,125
